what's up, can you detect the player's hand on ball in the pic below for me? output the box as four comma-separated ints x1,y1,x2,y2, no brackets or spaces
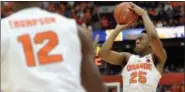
115,23,131,31
129,2,147,16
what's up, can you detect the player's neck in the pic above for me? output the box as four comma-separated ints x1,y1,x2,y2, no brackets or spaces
138,49,152,57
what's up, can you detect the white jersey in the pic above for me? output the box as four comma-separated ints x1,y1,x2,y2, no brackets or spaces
1,7,85,92
121,54,161,92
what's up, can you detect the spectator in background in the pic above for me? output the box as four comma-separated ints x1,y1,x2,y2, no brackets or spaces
180,82,184,92
68,1,75,7
47,2,56,12
71,9,77,19
156,3,165,21
74,2,80,12
162,20,168,26
179,6,185,25
2,8,13,17
171,84,180,92
179,67,184,72
168,19,174,26
42,1,49,9
164,87,172,92
64,3,72,18
76,16,83,25
83,8,92,24
1,2,14,17
157,85,162,92
164,66,170,72
169,1,184,8
148,8,157,20
80,2,88,11
83,8,93,32
156,20,163,27
87,1,94,9
101,16,109,29
164,2,173,20
58,2,66,15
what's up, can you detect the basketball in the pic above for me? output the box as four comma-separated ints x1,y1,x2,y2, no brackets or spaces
114,2,139,25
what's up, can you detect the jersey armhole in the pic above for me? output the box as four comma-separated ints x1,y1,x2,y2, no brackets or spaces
151,53,160,65
122,54,133,68
150,54,162,78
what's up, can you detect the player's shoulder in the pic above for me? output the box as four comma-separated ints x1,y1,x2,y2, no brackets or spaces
1,18,9,32
1,16,10,24
44,9,77,27
1,18,10,42
120,52,132,60
43,8,75,22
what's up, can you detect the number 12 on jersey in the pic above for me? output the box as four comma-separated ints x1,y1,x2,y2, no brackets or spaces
18,31,63,67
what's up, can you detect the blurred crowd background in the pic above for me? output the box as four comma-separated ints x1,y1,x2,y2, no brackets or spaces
1,1,184,92
1,1,184,29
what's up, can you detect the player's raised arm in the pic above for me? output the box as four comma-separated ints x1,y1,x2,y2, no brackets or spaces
130,2,167,63
98,24,131,66
78,26,108,92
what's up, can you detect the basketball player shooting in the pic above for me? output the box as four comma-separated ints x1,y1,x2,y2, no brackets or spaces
98,2,167,92
1,2,107,92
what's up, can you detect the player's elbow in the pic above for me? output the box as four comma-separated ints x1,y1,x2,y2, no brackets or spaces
162,53,167,63
149,31,159,40
158,50,167,64
98,48,110,59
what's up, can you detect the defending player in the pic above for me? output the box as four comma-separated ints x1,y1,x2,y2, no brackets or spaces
98,2,167,92
1,2,107,92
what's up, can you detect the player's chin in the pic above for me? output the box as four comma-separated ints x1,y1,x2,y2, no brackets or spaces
134,47,141,54
134,47,138,53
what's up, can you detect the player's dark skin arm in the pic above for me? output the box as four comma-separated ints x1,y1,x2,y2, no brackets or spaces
141,12,167,62
98,24,131,66
78,26,108,92
130,2,167,73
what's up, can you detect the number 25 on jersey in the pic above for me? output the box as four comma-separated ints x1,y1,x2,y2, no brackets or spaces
130,71,147,84
18,31,63,67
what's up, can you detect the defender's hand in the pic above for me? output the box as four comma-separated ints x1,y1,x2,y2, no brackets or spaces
129,2,147,17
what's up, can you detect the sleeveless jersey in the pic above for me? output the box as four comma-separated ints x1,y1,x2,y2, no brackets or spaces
1,7,85,92
121,54,161,92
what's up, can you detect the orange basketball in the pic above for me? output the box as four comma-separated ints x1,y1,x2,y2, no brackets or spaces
114,2,139,25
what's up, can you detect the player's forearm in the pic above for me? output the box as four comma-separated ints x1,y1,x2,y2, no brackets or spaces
99,28,122,53
142,13,158,39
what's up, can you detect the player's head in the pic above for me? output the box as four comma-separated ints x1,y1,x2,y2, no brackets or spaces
134,30,151,54
13,1,42,11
